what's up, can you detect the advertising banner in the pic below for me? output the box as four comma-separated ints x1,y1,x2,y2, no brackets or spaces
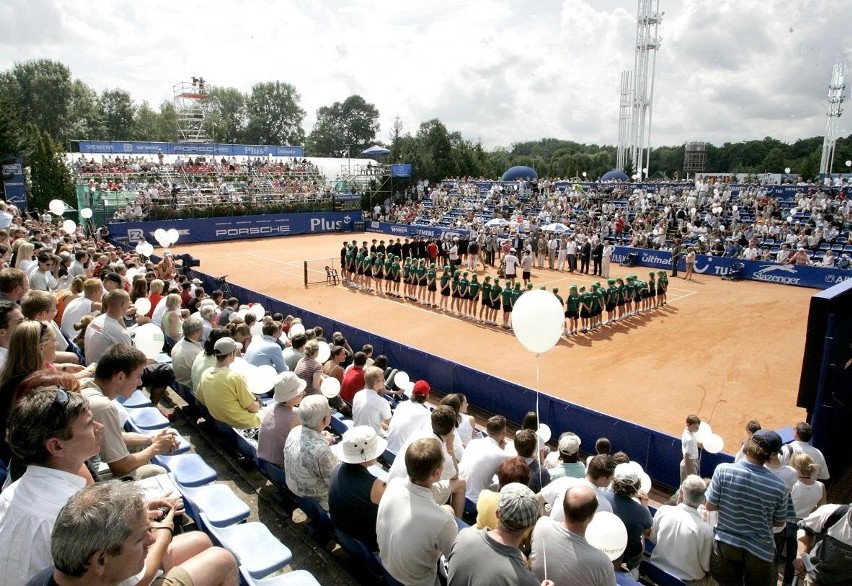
2,157,27,210
366,220,471,240
77,140,304,158
109,211,354,245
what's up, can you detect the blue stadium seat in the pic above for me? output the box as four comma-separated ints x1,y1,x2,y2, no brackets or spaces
201,513,293,580
334,528,383,576
153,454,217,487
639,560,687,585
117,389,152,409
239,567,321,586
295,496,334,543
177,482,250,528
616,571,645,585
127,406,169,430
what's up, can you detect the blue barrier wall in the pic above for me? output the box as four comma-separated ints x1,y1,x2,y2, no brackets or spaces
109,211,359,245
178,267,732,491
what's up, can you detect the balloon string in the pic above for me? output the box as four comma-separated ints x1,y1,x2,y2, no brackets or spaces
535,352,546,582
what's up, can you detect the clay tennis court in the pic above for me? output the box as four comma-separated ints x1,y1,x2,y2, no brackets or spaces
179,233,814,452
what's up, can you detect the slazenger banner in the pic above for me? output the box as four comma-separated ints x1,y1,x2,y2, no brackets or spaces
367,221,471,240
109,212,355,245
611,246,851,290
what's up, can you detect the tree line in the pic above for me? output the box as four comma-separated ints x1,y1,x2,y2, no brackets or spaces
1,58,850,211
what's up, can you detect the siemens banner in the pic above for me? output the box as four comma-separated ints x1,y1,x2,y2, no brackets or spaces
612,246,850,290
76,140,304,158
367,221,471,240
109,212,354,245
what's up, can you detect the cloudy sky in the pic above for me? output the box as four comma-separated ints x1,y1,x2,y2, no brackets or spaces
1,0,850,149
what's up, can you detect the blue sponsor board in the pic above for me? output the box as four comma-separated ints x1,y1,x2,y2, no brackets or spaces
2,157,27,210
611,246,851,289
367,221,471,240
390,164,412,178
109,212,355,245
77,140,304,158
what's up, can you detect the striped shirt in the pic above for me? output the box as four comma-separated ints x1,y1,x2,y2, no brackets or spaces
705,460,794,561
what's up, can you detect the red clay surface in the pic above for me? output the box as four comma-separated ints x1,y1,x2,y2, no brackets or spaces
180,233,814,452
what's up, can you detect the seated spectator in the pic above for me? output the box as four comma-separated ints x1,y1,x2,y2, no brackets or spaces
530,485,616,586
475,456,531,530
385,379,431,455
59,277,103,340
541,454,615,522
20,290,82,366
81,344,178,478
244,320,287,373
648,475,714,584
170,315,205,389
328,426,388,551
377,438,458,586
585,436,611,467
283,395,337,509
196,337,261,429
459,415,509,503
340,351,367,404
0,299,23,378
603,463,653,575
257,372,306,468
282,332,307,372
440,393,478,447
160,293,185,349
514,429,551,493
322,345,345,382
0,267,29,304
547,432,585,480
294,340,324,394
352,366,391,436
147,278,165,318
29,482,238,586
448,483,543,586
28,250,57,292
0,387,103,584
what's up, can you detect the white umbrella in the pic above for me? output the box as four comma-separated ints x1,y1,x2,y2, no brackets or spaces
543,222,569,232
485,218,509,227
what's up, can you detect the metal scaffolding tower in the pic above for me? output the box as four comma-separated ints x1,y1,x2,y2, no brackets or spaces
617,0,662,180
616,71,632,171
173,77,211,143
683,141,707,175
819,62,846,176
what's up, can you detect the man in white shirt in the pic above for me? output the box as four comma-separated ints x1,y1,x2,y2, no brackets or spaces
352,366,392,437
170,315,205,389
60,277,103,339
648,475,715,584
68,250,89,279
780,421,830,480
377,438,458,586
0,387,103,585
459,415,509,503
28,251,57,292
386,380,432,454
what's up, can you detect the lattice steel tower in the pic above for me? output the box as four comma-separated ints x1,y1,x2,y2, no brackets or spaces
617,0,662,179
173,77,211,143
819,62,846,176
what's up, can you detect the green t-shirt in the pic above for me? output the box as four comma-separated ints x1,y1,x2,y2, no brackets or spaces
468,280,481,298
490,284,502,302
500,287,513,305
567,293,580,312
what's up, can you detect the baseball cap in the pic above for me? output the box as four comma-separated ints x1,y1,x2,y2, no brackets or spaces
614,463,640,486
752,429,783,454
273,372,307,404
412,380,430,398
102,272,122,285
497,483,540,531
558,432,581,455
213,337,241,356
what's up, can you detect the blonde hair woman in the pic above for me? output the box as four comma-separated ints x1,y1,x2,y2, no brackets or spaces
161,293,184,346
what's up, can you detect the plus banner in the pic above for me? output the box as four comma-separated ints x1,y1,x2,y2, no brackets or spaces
612,246,851,290
109,212,355,245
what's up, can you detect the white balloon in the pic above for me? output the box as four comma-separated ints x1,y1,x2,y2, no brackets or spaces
80,207,93,219
639,472,652,494
511,289,564,354
288,323,306,339
166,228,179,245
703,433,725,454
135,242,145,254
235,309,247,322
49,199,66,215
133,323,165,359
61,219,77,234
536,423,552,444
249,304,265,318
230,357,251,374
394,371,410,389
321,376,341,399
154,228,167,241
125,268,139,281
316,341,331,364
695,422,712,443
402,380,415,398
585,511,628,561
250,321,263,338
250,365,278,395
141,243,154,256
134,297,152,316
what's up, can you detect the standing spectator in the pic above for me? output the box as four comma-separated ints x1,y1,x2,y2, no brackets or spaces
779,421,830,481
548,432,584,481
705,429,795,586
257,372,306,468
283,395,337,509
377,438,458,586
793,504,852,585
459,415,509,503
540,455,615,523
603,463,653,576
681,414,701,483
448,483,545,586
530,485,616,586
648,475,715,585
329,426,388,551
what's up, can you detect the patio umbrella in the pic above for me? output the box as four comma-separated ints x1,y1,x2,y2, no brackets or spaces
362,145,390,157
543,222,569,232
485,218,509,227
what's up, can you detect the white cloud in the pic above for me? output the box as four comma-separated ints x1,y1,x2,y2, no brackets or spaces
0,0,849,148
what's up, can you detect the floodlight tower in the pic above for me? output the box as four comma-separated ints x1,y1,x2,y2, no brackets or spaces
616,71,632,171
173,77,211,143
626,0,662,180
819,62,846,176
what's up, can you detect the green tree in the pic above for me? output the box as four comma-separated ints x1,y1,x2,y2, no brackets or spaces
0,59,73,141
132,101,162,141
388,116,403,162
207,86,247,143
100,89,135,141
65,80,105,140
245,81,305,145
0,94,22,197
157,101,178,142
23,124,75,211
307,95,380,157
